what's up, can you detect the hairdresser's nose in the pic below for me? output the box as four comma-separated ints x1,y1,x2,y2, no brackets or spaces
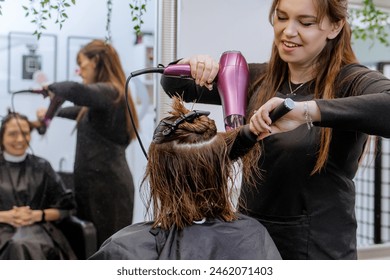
283,20,298,37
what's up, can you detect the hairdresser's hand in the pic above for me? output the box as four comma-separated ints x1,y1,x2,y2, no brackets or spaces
178,55,219,90
250,97,319,140
36,107,47,121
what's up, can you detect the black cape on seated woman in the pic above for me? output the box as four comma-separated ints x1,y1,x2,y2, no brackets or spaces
89,214,281,260
0,154,76,259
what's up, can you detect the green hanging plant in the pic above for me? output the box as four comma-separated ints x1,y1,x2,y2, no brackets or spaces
3,0,388,47
21,0,76,40
349,0,390,47
129,0,148,36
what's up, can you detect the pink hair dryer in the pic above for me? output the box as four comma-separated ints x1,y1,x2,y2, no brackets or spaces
163,51,249,130
216,51,249,130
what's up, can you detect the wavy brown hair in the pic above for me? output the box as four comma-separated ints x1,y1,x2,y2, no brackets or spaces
244,0,359,175
142,97,239,230
75,39,139,142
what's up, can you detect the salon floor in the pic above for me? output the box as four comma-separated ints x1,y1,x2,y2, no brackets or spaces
357,243,390,259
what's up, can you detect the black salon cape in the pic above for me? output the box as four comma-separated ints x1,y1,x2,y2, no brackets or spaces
0,154,76,259
89,214,281,260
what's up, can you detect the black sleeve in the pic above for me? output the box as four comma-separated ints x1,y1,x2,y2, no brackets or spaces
229,125,258,160
48,82,118,109
317,92,390,137
56,106,82,120
160,75,222,105
317,65,390,138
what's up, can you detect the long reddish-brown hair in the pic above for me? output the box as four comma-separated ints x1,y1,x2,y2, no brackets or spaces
76,39,139,142
141,97,239,230
244,0,359,175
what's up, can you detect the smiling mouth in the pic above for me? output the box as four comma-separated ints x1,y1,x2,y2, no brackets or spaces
283,41,301,48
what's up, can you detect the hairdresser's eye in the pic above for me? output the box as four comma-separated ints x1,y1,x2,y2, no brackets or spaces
300,21,316,27
275,11,287,21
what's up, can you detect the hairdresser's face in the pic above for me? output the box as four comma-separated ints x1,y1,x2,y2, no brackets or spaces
273,0,341,68
78,53,96,84
3,118,31,156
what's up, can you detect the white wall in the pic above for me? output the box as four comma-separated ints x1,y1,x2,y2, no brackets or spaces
176,0,274,130
178,0,273,61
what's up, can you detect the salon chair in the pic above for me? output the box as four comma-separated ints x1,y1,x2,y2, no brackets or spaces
56,171,98,259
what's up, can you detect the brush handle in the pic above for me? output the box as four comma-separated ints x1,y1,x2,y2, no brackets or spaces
269,98,295,122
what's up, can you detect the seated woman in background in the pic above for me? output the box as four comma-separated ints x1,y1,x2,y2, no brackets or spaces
0,112,76,260
89,97,281,260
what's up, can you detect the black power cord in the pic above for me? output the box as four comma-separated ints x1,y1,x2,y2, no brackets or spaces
124,66,166,160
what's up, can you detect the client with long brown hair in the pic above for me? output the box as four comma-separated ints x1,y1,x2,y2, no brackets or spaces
90,97,281,260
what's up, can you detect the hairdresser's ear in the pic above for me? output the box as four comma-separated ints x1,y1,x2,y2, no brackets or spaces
327,19,345,40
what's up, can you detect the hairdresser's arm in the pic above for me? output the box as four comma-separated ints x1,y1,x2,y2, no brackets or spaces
56,106,82,120
48,82,118,109
249,97,320,140
250,91,390,139
160,74,222,105
316,92,390,137
160,55,220,104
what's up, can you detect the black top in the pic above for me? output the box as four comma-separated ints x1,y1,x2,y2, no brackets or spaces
160,63,390,259
89,214,281,260
48,81,135,247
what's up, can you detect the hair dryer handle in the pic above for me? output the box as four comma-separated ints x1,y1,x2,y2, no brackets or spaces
163,64,192,77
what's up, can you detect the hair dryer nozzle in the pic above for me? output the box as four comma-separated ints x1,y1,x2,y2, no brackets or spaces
37,96,65,135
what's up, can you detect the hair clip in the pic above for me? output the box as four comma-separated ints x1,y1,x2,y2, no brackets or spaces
162,110,210,136
152,110,210,143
